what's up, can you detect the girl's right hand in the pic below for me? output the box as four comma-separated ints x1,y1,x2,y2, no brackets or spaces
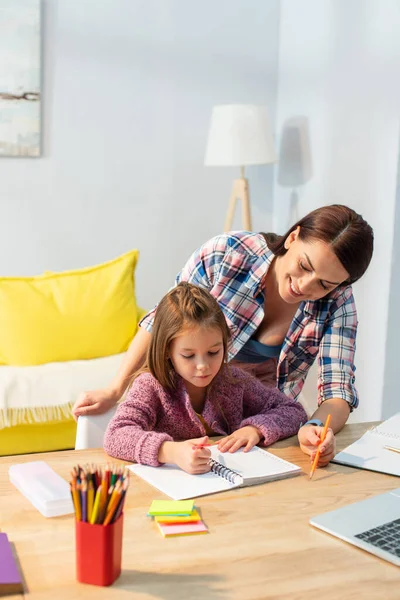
162,436,212,475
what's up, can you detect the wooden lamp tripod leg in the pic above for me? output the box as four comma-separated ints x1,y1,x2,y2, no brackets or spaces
224,180,238,232
240,177,251,231
224,178,252,232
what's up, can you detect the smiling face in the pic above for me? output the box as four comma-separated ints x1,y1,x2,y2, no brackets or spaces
274,227,350,303
169,325,224,394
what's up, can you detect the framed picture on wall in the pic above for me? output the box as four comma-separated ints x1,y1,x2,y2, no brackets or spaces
0,0,41,157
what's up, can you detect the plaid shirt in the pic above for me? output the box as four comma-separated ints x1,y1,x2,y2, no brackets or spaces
140,232,359,409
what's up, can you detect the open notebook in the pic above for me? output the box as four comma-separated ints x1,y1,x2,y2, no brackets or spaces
128,446,302,500
332,412,400,477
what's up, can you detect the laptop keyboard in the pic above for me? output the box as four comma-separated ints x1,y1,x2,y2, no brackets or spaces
355,517,400,557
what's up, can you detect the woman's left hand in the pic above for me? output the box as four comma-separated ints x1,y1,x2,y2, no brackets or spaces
217,426,262,453
298,425,336,466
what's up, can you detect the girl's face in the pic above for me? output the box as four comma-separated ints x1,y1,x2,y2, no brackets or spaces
169,325,224,390
274,227,350,304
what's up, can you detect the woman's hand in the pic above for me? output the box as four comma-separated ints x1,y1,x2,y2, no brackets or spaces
159,436,212,475
298,425,336,466
217,426,262,453
72,388,119,421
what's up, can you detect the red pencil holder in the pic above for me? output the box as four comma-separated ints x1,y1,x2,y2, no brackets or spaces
75,513,124,586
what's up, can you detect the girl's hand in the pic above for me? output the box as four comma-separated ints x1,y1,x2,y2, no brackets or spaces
298,425,336,466
165,436,212,475
217,426,262,453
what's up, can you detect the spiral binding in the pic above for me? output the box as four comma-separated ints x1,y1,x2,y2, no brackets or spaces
209,445,292,484
209,458,242,484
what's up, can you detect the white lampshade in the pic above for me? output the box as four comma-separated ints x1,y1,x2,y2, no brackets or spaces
204,104,276,167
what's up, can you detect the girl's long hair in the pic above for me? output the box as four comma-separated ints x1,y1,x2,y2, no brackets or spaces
261,204,373,284
131,282,231,391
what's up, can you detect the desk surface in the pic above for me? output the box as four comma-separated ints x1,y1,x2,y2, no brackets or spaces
0,423,399,599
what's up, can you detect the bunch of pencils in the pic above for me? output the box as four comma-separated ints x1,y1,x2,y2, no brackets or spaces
70,464,129,526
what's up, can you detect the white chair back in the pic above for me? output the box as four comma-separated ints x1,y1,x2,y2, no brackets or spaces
75,406,118,450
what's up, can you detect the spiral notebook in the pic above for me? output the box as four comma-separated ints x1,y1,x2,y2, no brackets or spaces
128,446,302,500
332,412,400,477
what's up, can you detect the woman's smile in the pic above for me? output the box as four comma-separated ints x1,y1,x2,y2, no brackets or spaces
289,277,302,298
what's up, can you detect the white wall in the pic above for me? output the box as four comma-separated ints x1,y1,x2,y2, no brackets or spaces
382,140,400,419
275,0,400,421
0,0,280,310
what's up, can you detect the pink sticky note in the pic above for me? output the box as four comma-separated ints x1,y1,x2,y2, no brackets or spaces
157,521,208,537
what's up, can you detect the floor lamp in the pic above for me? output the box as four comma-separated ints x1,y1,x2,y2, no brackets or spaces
204,104,276,232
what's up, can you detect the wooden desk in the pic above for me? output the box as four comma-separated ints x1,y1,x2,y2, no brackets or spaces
0,423,399,599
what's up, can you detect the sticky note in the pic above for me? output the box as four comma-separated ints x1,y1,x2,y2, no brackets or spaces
157,521,208,537
154,509,201,524
148,499,194,516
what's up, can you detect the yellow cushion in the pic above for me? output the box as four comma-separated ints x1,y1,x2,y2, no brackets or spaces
0,418,76,457
0,250,140,366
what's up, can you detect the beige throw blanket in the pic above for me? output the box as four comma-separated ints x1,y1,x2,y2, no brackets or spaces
0,353,125,429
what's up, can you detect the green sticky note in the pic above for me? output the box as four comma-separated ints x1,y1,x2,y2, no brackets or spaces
148,499,194,516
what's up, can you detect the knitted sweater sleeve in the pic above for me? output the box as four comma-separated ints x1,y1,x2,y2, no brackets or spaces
236,371,308,445
103,375,173,466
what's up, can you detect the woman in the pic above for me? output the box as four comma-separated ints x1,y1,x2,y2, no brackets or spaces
73,204,374,467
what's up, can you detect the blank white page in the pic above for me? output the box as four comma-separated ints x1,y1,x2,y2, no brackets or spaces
373,413,400,440
333,431,400,477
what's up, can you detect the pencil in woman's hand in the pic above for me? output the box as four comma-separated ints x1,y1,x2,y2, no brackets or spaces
309,414,332,480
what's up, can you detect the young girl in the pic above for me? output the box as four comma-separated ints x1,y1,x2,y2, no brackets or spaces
104,283,307,474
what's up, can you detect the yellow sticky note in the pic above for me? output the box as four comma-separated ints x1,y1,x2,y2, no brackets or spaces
148,499,194,516
154,509,201,524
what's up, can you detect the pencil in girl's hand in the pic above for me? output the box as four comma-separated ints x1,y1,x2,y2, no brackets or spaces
192,443,213,450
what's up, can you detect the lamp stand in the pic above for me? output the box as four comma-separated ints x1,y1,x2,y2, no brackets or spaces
224,166,252,232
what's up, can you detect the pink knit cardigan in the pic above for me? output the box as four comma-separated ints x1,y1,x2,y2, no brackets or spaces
104,367,307,466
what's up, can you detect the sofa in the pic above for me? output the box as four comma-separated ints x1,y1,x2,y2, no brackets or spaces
0,249,146,456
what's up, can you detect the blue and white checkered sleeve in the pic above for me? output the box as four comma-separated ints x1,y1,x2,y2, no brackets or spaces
318,287,358,410
317,289,359,409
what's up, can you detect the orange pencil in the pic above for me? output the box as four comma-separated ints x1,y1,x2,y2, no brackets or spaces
309,414,332,480
103,490,122,526
70,481,82,521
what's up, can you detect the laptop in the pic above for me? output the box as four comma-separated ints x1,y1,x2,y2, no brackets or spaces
310,488,400,566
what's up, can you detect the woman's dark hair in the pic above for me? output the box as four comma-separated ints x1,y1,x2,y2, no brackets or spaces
261,204,374,284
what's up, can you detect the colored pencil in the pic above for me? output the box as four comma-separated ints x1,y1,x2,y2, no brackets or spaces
309,414,332,480
70,463,129,524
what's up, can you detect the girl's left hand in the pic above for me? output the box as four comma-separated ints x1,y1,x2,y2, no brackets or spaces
218,426,262,453
298,425,336,466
